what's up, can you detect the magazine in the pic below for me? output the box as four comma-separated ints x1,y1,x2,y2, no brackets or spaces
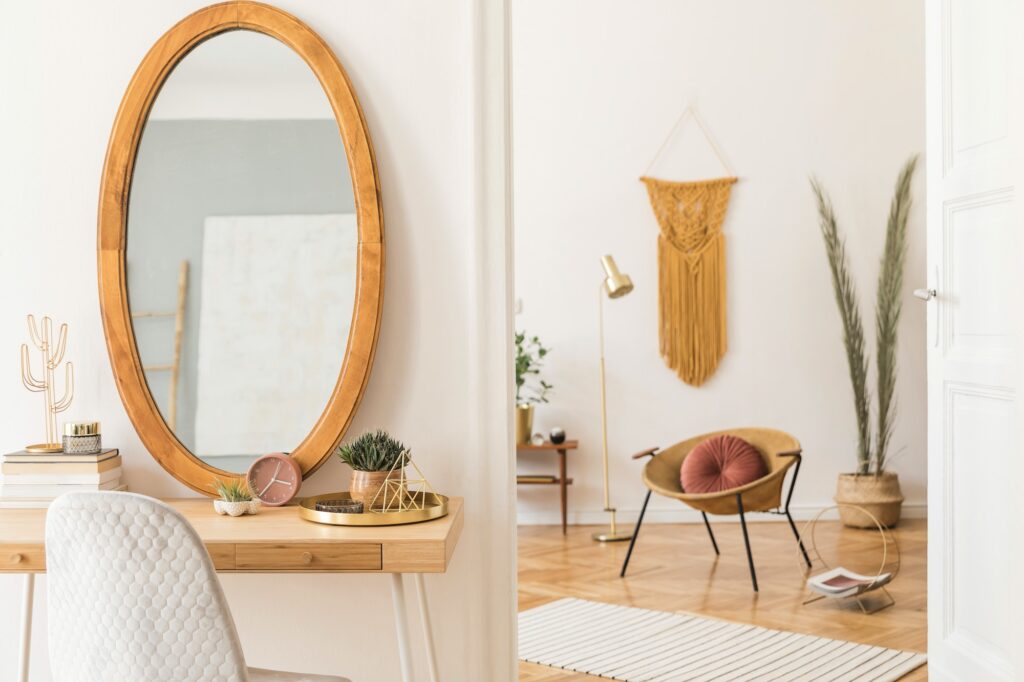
806,567,892,598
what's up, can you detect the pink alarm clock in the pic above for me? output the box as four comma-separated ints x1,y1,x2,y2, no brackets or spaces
246,452,302,506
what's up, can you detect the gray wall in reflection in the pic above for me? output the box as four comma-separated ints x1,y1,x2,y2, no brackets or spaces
127,119,354,458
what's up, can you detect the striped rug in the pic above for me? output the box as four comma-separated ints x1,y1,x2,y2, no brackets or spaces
518,598,926,681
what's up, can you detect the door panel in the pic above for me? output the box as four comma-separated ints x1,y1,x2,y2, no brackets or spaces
943,192,1013,358
927,0,1019,679
945,384,1014,675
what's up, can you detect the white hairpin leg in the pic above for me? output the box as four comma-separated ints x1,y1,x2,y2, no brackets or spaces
391,573,414,682
412,573,439,682
18,573,34,682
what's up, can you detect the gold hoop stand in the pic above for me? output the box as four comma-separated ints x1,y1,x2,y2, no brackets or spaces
797,504,901,615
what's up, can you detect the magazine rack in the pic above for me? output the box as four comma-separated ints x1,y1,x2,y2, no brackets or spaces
797,504,901,614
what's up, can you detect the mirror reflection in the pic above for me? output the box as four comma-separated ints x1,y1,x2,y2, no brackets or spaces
127,30,356,474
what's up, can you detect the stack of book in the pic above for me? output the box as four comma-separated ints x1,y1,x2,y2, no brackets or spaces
0,449,125,508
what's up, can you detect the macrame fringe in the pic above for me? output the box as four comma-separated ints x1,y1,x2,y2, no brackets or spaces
657,232,726,386
642,176,736,387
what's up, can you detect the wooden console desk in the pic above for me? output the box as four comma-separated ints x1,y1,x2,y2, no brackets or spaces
0,497,463,682
516,440,577,534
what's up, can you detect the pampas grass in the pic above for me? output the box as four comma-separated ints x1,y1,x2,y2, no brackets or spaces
812,178,873,475
875,156,918,474
812,155,918,476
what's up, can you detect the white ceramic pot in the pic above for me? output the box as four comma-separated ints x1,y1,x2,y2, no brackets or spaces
214,499,261,516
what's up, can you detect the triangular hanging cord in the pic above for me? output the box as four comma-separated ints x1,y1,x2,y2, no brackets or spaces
643,106,736,178
641,105,737,386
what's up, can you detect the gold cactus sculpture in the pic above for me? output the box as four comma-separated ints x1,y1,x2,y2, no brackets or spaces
20,315,74,452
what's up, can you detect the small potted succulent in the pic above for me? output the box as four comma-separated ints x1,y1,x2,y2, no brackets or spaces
212,479,260,517
336,430,410,509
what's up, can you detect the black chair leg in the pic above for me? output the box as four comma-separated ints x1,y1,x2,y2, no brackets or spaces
620,490,651,578
736,493,758,592
701,512,720,555
786,510,812,568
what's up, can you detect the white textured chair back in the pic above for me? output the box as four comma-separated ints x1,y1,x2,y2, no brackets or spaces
45,492,249,682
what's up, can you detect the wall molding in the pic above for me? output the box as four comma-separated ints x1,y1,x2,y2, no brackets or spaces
467,0,516,679
517,503,927,527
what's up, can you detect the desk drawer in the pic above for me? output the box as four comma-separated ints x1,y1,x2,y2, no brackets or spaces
0,546,45,572
235,543,381,571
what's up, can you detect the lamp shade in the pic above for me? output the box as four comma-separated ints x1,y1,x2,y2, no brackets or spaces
601,255,633,299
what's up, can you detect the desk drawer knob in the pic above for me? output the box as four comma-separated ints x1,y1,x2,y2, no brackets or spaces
10,553,23,565
301,551,313,565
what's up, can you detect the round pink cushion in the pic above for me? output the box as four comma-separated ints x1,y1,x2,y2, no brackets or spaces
680,435,768,494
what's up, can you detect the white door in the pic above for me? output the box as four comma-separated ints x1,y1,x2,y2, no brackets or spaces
926,0,1022,679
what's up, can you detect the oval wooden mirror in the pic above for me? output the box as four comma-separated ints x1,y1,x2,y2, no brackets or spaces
98,1,383,494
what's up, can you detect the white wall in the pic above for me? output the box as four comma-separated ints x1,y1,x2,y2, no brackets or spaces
0,1,514,680
513,0,927,524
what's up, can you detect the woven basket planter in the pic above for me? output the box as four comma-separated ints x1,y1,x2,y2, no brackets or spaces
834,472,904,528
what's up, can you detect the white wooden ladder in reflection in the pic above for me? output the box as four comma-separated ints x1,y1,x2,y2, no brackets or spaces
131,260,188,430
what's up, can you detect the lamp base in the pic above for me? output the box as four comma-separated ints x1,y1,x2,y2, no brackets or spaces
591,530,633,543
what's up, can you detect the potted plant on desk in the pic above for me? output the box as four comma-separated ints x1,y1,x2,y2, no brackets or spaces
515,331,553,445
812,156,917,528
213,479,260,517
337,430,410,509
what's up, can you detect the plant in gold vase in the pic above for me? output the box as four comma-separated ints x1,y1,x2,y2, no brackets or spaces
336,430,410,510
515,331,553,445
812,156,918,528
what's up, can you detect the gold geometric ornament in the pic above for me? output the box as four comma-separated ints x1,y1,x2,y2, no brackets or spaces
369,455,438,513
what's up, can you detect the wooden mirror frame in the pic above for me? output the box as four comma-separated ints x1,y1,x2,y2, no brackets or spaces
97,1,384,495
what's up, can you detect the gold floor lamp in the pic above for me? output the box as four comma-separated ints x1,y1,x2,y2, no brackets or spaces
593,255,634,542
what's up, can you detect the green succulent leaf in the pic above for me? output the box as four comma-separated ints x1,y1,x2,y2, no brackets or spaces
336,429,411,472
213,478,252,502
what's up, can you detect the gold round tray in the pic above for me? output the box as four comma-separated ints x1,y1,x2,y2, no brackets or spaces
299,492,449,526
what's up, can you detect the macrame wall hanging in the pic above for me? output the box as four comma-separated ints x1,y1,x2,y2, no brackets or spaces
641,106,737,387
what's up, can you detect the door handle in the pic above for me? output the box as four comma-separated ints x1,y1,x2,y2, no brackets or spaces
913,288,936,301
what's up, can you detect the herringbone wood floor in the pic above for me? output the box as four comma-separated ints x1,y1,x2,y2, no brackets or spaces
518,519,926,681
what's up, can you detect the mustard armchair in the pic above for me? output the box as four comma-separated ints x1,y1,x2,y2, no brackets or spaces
620,427,811,592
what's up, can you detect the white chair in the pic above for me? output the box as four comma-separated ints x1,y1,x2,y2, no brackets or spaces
45,491,348,682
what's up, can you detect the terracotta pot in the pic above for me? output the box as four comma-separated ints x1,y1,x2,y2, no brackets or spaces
515,404,535,445
834,472,904,528
349,470,390,510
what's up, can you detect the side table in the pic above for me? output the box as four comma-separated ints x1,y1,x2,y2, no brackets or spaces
516,440,578,534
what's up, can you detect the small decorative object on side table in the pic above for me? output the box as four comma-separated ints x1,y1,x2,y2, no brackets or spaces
301,443,448,526
314,498,364,514
516,439,578,535
212,479,261,517
245,452,301,506
336,430,410,509
20,315,75,453
514,331,553,445
62,422,101,454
